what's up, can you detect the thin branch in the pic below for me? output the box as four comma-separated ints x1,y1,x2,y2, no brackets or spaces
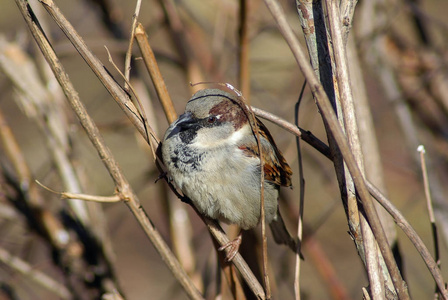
325,0,361,169
104,45,157,158
361,215,385,299
238,0,251,102
134,23,177,124
63,193,121,203
418,145,438,248
218,83,271,298
251,101,270,299
36,180,121,203
123,0,142,91
339,0,358,43
293,81,306,300
418,145,441,298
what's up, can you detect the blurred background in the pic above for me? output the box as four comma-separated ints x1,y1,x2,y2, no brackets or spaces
0,0,448,299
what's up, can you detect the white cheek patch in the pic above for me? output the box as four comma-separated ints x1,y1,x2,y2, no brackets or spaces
192,125,246,148
227,127,244,144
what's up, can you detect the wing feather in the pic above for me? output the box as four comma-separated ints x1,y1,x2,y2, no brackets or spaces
238,118,292,187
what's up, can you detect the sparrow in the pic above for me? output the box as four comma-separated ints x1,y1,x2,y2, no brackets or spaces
160,88,298,261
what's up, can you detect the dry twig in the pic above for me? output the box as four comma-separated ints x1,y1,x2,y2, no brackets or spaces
238,0,251,102
123,0,142,90
134,23,177,123
418,145,442,298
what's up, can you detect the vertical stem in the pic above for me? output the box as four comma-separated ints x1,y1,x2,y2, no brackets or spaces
239,0,251,103
123,0,142,91
134,23,177,123
418,146,441,298
294,82,307,300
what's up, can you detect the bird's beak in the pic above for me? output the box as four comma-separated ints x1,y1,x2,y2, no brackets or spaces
175,112,195,129
165,112,196,140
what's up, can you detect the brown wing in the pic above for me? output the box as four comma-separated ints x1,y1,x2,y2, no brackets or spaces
238,118,292,187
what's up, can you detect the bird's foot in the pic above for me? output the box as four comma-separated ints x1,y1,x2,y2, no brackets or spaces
218,234,242,262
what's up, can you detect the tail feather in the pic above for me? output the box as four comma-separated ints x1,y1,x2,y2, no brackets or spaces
269,209,304,259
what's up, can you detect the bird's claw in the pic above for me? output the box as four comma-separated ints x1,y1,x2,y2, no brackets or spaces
218,235,242,262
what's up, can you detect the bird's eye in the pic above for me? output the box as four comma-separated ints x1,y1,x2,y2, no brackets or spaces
208,116,217,123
